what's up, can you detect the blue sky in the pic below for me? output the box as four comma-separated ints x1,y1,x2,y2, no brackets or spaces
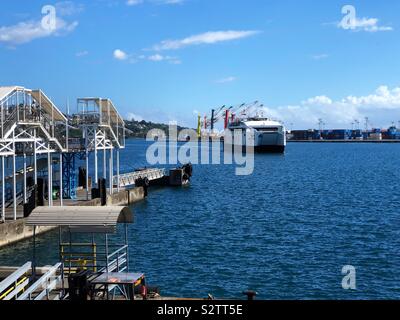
1,0,400,129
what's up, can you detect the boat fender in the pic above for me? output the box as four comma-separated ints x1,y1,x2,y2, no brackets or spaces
141,285,148,300
182,163,193,177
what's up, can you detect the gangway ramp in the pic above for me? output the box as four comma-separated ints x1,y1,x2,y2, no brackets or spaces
114,168,166,188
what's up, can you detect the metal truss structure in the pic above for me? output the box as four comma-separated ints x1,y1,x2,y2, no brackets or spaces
77,98,125,199
0,87,67,221
0,87,126,222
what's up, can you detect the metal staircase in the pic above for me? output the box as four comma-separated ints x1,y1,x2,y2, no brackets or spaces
0,185,35,209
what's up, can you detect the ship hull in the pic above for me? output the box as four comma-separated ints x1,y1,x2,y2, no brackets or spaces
255,145,285,153
255,131,286,153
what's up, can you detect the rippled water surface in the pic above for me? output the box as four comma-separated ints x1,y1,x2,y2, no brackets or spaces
1,140,400,299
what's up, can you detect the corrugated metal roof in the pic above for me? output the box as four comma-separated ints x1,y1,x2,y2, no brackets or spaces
26,206,133,227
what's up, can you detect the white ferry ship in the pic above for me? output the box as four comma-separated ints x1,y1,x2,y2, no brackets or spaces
227,116,286,153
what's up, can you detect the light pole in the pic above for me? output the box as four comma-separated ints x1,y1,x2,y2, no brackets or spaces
364,117,369,132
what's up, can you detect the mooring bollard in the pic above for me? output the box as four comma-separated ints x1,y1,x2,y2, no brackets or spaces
242,290,258,300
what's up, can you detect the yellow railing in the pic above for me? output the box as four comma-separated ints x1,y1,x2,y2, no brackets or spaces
60,243,97,273
0,276,28,300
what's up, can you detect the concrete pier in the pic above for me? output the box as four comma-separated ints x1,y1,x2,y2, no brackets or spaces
0,186,146,248
0,87,193,252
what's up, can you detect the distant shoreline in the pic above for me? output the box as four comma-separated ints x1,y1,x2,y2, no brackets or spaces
127,137,400,144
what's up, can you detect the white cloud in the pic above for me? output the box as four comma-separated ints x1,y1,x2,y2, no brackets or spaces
0,17,78,45
55,1,85,16
148,54,165,61
113,49,128,60
127,112,144,121
312,54,329,60
126,0,143,6
126,0,183,5
303,96,333,105
113,50,181,64
160,0,184,4
216,76,237,84
153,30,260,51
147,54,181,64
260,86,400,129
76,50,89,57
338,17,393,32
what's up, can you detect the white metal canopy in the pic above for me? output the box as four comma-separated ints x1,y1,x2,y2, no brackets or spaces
0,86,67,122
26,206,133,227
0,86,22,102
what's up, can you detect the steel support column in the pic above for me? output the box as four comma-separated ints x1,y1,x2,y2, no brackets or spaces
109,148,113,194
103,148,107,180
12,132,16,220
34,129,37,185
23,153,27,203
84,127,89,200
59,153,63,206
48,152,52,207
94,130,98,185
116,148,120,193
86,149,89,201
1,156,5,223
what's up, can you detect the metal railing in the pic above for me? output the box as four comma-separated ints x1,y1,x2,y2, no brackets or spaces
114,168,166,188
77,112,101,125
60,243,128,274
105,245,128,273
1,108,18,139
0,262,31,300
36,108,67,150
78,98,125,147
67,137,85,151
0,185,35,209
17,263,64,300
1,103,67,150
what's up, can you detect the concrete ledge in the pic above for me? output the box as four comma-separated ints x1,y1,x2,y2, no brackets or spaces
0,219,53,248
107,187,145,206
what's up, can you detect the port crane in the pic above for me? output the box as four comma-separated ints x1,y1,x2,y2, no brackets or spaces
237,101,260,117
198,101,265,136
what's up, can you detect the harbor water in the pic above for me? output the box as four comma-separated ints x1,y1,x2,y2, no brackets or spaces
1,139,400,299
